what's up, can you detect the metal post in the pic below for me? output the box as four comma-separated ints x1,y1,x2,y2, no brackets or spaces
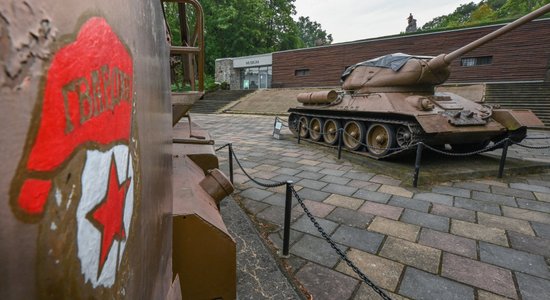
498,139,510,178
337,128,343,160
413,143,424,187
281,181,293,257
228,143,234,184
297,120,301,144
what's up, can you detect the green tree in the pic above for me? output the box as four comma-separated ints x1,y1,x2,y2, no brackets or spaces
297,16,333,47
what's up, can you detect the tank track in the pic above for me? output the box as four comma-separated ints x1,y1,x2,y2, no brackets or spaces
288,111,428,159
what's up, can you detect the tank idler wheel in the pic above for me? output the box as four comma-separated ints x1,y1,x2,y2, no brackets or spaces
366,123,396,157
309,118,323,141
396,126,413,148
323,119,341,145
298,116,309,139
343,121,366,151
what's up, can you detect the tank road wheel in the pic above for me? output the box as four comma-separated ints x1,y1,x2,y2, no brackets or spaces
343,121,366,151
396,126,413,148
298,116,309,139
309,118,323,141
323,119,341,145
366,123,396,157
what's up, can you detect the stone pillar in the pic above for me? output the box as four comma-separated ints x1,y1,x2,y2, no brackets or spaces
215,58,241,90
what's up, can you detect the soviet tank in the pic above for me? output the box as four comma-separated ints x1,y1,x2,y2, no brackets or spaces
289,4,549,158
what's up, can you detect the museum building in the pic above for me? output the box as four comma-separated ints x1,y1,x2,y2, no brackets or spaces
215,18,550,125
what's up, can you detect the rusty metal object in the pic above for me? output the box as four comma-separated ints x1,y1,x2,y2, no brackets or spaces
289,4,549,158
1,0,236,299
297,90,338,104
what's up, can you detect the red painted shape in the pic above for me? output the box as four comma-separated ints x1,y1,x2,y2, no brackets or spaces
18,179,52,214
89,157,130,273
14,17,134,217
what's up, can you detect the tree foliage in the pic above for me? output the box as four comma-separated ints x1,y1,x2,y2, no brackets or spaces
163,0,332,75
421,0,550,31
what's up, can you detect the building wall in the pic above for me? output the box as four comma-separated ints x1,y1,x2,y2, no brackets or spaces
215,58,240,90
272,19,550,87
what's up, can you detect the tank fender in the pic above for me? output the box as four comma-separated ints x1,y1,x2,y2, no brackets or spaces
492,109,544,130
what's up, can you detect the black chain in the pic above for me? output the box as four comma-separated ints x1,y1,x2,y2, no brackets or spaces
215,143,230,152
229,146,288,188
291,187,393,300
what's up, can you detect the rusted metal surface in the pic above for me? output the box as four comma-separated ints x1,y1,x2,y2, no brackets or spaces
1,0,174,299
289,5,549,157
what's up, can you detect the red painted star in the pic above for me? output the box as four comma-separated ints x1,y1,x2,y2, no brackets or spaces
87,155,131,276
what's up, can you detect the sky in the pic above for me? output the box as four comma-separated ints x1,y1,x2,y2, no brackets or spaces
293,0,482,43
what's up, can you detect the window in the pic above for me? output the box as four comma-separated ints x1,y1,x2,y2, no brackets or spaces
460,56,493,67
295,69,310,76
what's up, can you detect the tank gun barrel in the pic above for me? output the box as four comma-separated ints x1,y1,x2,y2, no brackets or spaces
443,4,550,64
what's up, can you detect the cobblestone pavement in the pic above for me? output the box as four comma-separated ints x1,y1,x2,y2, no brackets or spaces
194,113,550,300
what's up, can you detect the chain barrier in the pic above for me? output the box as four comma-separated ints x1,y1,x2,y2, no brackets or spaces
524,135,550,140
291,187,392,300
214,141,391,299
215,143,230,152
510,141,550,149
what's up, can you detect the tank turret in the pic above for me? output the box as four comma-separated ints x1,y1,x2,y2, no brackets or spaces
289,4,549,157
342,4,550,94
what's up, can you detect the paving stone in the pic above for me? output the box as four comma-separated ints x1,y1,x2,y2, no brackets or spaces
353,284,409,300
301,200,335,218
318,162,344,170
534,192,550,203
324,194,364,210
527,178,550,188
277,161,301,169
419,228,477,259
378,184,413,198
348,180,381,191
291,235,347,268
274,167,301,176
441,253,517,299
343,171,375,181
256,205,303,226
291,214,339,238
516,198,550,213
477,212,535,236
432,186,471,198
399,267,474,300
331,225,384,254
478,290,512,300
401,209,450,232
240,198,270,214
240,187,274,201
326,207,374,228
254,164,280,172
359,201,403,220
295,170,325,180
388,195,431,212
295,188,331,202
268,229,304,250
472,191,518,207
414,192,453,206
431,204,476,222
296,159,321,166
454,181,491,193
296,178,328,190
510,183,550,194
297,165,323,173
336,249,404,291
261,192,296,208
368,217,420,242
295,263,358,300
270,174,301,184
454,197,501,215
508,231,550,258
502,206,550,225
321,183,358,197
451,220,508,246
319,175,351,185
353,189,391,203
479,242,550,279
318,168,346,177
516,272,550,300
476,179,508,188
285,255,307,274
491,186,536,200
531,221,550,239
369,175,401,186
380,237,441,273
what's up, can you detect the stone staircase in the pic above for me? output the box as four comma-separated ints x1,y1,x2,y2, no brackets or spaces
190,90,255,114
485,82,550,127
